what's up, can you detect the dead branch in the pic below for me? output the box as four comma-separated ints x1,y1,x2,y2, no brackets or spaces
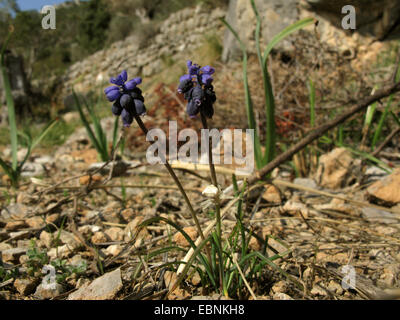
248,81,400,185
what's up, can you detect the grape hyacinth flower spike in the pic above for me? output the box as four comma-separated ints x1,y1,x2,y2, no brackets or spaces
104,70,146,127
178,60,216,119
178,60,221,281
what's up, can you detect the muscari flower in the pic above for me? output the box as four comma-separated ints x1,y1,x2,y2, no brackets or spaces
178,60,216,119
104,70,146,127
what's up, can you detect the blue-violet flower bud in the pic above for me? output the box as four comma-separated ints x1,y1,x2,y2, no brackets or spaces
177,60,216,119
104,70,147,126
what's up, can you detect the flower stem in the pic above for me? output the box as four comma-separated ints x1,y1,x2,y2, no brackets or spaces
200,112,223,291
133,115,206,242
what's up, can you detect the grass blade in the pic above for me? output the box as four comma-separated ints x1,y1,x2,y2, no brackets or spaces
341,145,391,173
372,60,400,148
262,17,315,67
372,96,393,149
220,17,262,169
251,0,276,165
73,89,104,160
253,251,303,290
139,216,214,283
168,233,214,295
147,246,187,259
31,118,59,150
0,27,18,171
84,97,108,161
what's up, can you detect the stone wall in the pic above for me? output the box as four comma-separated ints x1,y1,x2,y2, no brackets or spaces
61,5,226,99
222,0,400,62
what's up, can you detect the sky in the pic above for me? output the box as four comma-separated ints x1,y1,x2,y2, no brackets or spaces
16,0,68,11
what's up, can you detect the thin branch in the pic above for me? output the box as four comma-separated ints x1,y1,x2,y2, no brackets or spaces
371,127,400,158
248,81,400,184
228,243,257,300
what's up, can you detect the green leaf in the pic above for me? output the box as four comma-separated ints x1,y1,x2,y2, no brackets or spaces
262,17,315,67
220,17,262,169
372,95,394,149
170,233,214,293
246,251,303,290
139,216,215,283
31,118,59,150
147,246,187,259
342,145,391,173
390,111,400,127
251,0,276,166
0,28,18,171
73,89,105,160
371,51,400,149
83,97,108,161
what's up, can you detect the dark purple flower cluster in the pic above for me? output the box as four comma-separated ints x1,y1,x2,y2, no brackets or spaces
178,61,216,119
104,70,146,127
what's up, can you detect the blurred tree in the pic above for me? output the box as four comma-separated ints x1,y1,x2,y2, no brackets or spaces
0,0,19,41
0,0,19,17
77,0,111,54
10,10,44,78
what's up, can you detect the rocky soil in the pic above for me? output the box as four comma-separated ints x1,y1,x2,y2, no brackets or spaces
1,129,400,300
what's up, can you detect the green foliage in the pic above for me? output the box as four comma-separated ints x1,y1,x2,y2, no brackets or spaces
0,0,110,81
0,0,19,14
27,119,79,147
73,89,122,162
0,29,58,187
26,241,49,276
138,180,297,298
11,10,42,49
0,265,19,282
50,258,87,284
26,240,87,284
77,0,111,54
0,0,18,24
221,1,314,171
371,65,400,149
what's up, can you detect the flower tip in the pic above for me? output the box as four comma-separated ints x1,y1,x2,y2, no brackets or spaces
121,70,128,81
